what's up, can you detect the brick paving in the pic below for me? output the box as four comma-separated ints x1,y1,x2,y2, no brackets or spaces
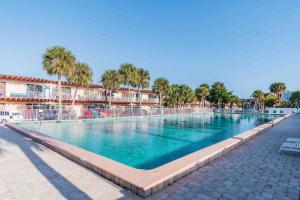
148,114,300,200
0,115,300,200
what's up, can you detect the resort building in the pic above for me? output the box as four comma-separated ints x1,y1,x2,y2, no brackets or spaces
0,74,159,111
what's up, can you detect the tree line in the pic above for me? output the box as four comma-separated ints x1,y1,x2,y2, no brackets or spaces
251,82,300,110
153,80,240,109
42,46,241,115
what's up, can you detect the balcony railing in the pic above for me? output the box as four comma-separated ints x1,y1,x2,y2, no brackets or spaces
26,91,47,99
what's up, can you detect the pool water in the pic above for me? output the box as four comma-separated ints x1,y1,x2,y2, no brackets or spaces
16,113,275,169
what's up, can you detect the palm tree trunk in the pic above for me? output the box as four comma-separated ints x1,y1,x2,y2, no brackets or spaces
159,93,163,115
139,87,142,107
72,87,78,110
159,93,162,108
128,86,132,116
138,88,142,116
109,90,112,108
58,74,62,120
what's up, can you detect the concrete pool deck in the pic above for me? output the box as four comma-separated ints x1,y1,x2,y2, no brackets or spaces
4,114,289,197
0,124,139,200
0,114,299,199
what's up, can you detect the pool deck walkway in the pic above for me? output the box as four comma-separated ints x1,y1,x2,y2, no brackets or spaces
0,115,300,200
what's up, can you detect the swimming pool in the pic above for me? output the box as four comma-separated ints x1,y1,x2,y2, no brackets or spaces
16,113,276,169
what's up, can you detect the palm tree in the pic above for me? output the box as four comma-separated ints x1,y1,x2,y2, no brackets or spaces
290,91,300,108
118,63,138,110
180,84,196,107
195,84,210,108
208,82,228,108
43,46,76,119
67,62,93,109
164,84,180,108
269,82,287,99
228,95,240,109
264,93,278,107
164,84,195,108
101,69,122,107
135,68,150,106
152,77,170,111
251,90,265,111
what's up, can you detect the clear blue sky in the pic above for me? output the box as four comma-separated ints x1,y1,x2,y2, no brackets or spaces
0,0,299,98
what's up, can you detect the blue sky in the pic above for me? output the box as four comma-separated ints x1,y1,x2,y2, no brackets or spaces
0,0,299,98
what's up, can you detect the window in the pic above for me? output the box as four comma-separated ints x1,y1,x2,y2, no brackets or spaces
62,87,71,95
84,88,94,96
0,82,5,97
148,94,157,99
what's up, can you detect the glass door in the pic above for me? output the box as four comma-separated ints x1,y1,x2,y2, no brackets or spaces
0,82,5,97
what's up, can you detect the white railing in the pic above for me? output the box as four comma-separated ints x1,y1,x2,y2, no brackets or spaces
265,107,299,114
1,107,213,122
7,107,290,122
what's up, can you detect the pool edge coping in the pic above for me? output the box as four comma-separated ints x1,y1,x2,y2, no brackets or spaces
5,114,290,197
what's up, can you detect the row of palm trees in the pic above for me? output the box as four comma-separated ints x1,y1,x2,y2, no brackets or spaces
152,80,240,109
251,82,287,111
101,63,150,107
43,46,93,119
42,46,241,119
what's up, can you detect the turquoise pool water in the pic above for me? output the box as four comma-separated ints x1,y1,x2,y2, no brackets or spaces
16,113,276,169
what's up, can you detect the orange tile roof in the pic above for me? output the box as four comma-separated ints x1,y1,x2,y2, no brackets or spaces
0,74,155,94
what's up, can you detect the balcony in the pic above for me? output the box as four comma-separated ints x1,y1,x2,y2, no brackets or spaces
78,95,106,101
108,96,159,103
26,91,47,99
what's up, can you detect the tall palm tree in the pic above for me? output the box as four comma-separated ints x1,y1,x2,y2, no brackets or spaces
118,63,138,110
43,46,76,119
164,84,195,108
228,94,240,109
180,84,196,107
195,84,210,108
135,68,150,106
269,82,287,99
208,82,228,108
164,84,180,108
67,62,93,109
264,93,278,108
152,77,170,108
101,69,121,107
290,91,300,108
251,90,265,111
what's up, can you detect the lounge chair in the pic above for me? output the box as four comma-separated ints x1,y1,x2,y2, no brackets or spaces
279,142,300,153
286,138,300,143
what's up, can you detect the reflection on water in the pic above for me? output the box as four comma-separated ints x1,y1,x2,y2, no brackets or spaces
18,113,276,169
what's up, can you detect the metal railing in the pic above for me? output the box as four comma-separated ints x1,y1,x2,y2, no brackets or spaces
1,107,213,122
2,107,286,123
